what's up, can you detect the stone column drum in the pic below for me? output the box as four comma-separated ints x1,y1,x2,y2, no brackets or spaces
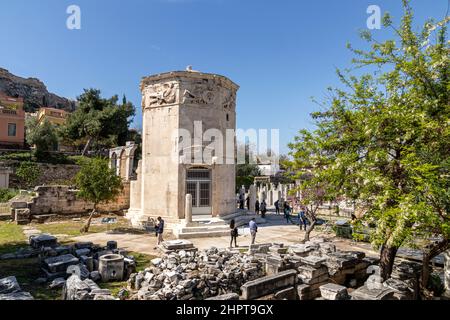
99,254,124,282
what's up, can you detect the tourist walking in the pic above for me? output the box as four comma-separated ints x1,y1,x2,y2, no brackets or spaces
154,217,164,249
249,218,258,245
246,196,250,211
274,200,280,215
229,219,238,248
255,200,260,215
239,194,244,209
260,200,267,218
298,207,307,231
284,202,295,224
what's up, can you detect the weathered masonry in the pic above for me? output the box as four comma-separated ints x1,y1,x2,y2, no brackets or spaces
127,70,239,228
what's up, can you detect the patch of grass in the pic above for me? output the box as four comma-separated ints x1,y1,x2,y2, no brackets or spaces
98,281,126,297
0,258,61,300
33,216,132,238
0,221,27,255
131,252,155,272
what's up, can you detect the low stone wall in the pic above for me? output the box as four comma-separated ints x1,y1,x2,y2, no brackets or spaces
0,160,80,188
10,183,130,223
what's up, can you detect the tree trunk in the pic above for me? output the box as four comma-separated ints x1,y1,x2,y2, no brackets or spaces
379,244,398,281
421,239,450,293
422,253,431,293
303,220,317,242
80,206,96,233
81,137,93,156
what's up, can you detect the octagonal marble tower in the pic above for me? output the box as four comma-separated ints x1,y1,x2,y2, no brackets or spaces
127,70,239,228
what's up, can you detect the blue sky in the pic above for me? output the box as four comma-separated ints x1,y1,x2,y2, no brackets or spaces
0,0,448,154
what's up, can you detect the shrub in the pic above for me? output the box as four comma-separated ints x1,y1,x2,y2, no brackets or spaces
16,162,42,189
0,189,19,203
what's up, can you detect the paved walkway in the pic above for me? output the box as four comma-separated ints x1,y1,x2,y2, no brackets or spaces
72,213,380,258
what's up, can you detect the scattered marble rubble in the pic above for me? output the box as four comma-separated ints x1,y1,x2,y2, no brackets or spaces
126,238,422,301
0,234,438,300
0,233,137,300
129,246,265,300
0,276,34,300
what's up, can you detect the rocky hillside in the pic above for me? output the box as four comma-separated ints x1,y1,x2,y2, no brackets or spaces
0,68,75,112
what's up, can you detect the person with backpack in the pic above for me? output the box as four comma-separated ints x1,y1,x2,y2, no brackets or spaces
229,219,238,248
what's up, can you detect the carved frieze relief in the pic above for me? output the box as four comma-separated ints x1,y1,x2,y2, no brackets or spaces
143,81,179,109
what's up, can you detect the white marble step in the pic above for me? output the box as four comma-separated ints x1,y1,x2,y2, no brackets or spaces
177,230,231,239
178,225,231,234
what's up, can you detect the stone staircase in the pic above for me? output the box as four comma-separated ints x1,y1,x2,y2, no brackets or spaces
173,210,266,239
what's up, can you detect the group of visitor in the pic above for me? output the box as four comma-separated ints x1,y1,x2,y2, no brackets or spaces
254,199,267,217
228,217,258,248
154,198,310,250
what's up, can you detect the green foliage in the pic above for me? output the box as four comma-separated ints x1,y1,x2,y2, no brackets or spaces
0,152,84,165
0,189,19,203
60,89,135,154
26,117,58,159
428,272,445,296
16,161,41,189
0,152,33,162
236,163,261,177
236,176,254,192
75,157,123,206
287,2,449,257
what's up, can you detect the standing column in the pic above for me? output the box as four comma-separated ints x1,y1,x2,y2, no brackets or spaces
249,185,256,213
268,190,273,206
185,194,193,226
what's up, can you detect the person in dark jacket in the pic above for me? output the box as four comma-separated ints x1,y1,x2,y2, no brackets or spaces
284,202,295,224
255,200,260,215
154,217,165,249
229,219,238,248
260,200,267,218
274,200,280,215
298,207,308,231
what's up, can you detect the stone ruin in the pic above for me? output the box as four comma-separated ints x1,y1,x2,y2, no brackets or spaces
1,234,442,300
129,247,265,300
125,238,422,300
0,276,34,300
0,234,138,300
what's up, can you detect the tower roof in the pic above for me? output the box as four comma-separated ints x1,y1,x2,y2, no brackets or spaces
140,70,239,92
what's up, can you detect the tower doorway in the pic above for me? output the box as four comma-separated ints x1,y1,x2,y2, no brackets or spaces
186,167,212,216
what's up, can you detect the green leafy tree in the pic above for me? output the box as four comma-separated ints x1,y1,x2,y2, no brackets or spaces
287,1,449,288
236,143,261,190
287,131,337,241
16,161,41,189
75,158,123,233
26,117,58,159
61,89,135,155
